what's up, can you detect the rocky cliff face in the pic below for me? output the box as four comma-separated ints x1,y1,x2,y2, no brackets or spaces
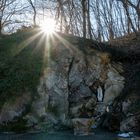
0,35,125,132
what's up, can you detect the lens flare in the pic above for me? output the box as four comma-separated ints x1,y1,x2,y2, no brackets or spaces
40,18,56,35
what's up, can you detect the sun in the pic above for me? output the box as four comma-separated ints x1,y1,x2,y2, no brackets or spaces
40,18,56,34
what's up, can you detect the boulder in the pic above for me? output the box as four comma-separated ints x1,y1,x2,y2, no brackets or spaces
0,94,31,124
122,99,131,115
120,115,139,132
94,102,106,116
69,83,93,103
70,104,83,118
70,96,97,118
85,96,97,110
72,118,95,135
104,84,124,104
104,68,125,104
24,114,38,127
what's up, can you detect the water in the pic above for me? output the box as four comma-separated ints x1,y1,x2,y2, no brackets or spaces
0,131,139,140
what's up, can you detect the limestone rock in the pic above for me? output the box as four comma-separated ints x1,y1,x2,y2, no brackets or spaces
34,43,125,129
70,104,83,118
70,96,97,118
69,83,93,103
0,38,126,132
104,68,125,104
24,114,38,127
72,118,95,135
120,116,139,132
32,43,74,125
122,99,131,115
69,51,86,88
94,102,106,116
85,96,97,110
104,84,124,104
0,94,31,124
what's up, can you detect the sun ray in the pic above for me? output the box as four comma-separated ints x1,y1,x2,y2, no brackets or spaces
13,30,43,57
54,33,77,53
31,32,47,54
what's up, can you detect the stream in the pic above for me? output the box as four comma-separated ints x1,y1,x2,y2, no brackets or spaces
0,131,139,140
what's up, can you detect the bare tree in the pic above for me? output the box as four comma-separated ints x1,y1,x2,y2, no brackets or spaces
1,0,139,40
81,0,87,38
27,0,37,26
87,0,92,39
127,0,140,21
0,0,23,35
117,0,138,35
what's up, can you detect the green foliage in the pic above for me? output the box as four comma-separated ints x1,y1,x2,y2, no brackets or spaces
0,29,46,108
0,119,28,133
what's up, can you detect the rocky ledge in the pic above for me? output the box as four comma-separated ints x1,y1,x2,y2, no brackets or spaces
0,34,130,133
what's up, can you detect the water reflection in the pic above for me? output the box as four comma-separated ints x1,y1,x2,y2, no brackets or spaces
118,138,140,140
0,132,139,140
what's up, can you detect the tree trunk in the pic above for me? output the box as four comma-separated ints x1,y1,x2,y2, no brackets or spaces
123,3,137,34
118,0,138,35
33,9,36,26
28,0,36,26
127,0,140,22
82,0,87,38
87,0,92,39
56,0,63,32
96,0,101,42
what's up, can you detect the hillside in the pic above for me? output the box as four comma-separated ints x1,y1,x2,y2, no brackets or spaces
0,29,45,108
0,28,140,133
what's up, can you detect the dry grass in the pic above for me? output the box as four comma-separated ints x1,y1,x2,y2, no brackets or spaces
98,52,111,65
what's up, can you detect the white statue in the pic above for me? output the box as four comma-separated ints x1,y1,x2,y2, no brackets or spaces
97,86,103,102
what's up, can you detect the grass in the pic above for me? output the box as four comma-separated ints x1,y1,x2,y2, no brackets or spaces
0,29,46,108
0,118,28,132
